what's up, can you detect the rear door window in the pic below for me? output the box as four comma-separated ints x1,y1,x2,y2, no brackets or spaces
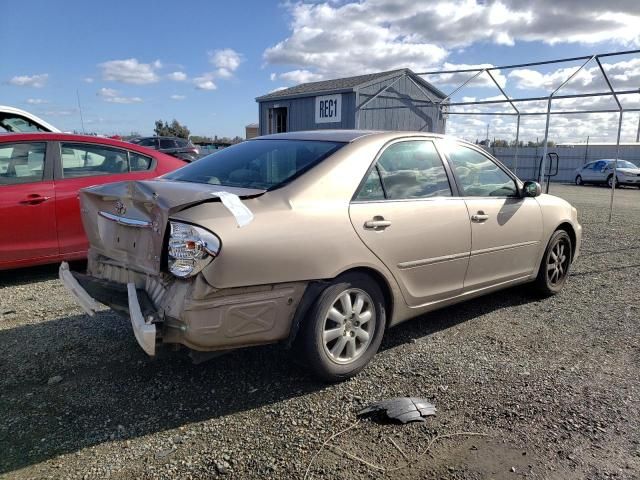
355,140,452,200
129,151,153,171
0,142,47,185
60,143,129,178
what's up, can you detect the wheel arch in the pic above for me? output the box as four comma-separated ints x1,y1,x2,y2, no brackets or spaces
556,222,577,261
285,265,395,348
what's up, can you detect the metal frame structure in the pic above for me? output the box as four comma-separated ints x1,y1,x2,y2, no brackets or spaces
414,49,640,221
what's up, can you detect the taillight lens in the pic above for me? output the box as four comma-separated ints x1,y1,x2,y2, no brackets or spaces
168,221,220,278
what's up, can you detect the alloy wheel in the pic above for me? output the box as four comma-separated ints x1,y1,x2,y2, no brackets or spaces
322,288,375,364
546,237,570,286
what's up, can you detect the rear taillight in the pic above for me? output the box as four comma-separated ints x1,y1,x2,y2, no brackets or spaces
168,222,220,278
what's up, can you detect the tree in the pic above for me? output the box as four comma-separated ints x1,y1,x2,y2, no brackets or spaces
154,119,190,139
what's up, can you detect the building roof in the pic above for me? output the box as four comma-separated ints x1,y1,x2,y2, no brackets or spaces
245,123,259,128
256,68,447,102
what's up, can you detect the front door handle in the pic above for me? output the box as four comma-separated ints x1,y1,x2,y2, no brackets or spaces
471,211,489,223
364,216,391,230
19,194,51,205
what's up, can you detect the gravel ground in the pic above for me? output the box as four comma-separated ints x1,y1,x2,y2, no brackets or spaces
1,184,639,480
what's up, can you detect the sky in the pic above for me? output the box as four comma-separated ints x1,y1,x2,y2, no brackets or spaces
1,0,639,142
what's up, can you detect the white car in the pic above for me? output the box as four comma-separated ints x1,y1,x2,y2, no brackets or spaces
575,159,640,188
0,105,60,133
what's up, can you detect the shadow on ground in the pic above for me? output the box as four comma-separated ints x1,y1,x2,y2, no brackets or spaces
0,284,536,474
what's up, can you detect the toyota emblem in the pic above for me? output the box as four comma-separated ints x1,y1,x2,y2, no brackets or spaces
115,201,126,215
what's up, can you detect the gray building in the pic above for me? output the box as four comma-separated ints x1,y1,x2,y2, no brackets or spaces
255,69,447,136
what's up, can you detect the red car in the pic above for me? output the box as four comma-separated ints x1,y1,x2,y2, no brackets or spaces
0,133,186,270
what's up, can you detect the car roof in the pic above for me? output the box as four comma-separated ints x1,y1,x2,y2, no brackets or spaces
253,130,452,143
0,132,169,154
136,135,183,140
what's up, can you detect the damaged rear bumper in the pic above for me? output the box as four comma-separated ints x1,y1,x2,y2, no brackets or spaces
59,262,157,356
59,259,307,357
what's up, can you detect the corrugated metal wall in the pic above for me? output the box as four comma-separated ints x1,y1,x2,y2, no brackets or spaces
491,145,640,182
357,75,445,133
259,94,356,135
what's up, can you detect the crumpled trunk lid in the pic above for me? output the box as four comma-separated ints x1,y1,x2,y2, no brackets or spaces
80,179,265,275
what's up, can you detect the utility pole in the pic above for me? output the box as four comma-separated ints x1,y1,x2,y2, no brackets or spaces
584,135,589,164
636,114,640,143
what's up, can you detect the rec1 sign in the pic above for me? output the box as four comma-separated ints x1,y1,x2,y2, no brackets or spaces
315,94,342,124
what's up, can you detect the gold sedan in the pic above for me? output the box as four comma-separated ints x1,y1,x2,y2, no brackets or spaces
61,131,581,382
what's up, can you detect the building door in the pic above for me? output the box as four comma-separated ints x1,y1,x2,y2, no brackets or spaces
269,107,288,134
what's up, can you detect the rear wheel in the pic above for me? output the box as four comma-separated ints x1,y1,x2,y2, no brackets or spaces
297,273,386,382
575,175,583,185
607,175,619,188
534,230,572,296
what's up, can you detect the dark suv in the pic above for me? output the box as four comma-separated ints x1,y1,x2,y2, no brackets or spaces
131,136,200,162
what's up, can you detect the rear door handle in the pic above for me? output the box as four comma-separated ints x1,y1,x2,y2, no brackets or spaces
471,212,489,223
364,217,391,230
19,194,51,205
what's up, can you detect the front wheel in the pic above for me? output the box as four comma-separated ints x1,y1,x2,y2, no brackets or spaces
607,175,619,188
297,273,386,382
534,230,572,296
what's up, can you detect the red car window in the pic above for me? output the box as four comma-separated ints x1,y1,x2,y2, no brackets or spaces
129,151,153,171
0,142,46,185
60,143,129,178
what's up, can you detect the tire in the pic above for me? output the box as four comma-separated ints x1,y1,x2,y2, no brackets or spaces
297,273,386,382
575,175,583,186
534,230,572,296
607,175,619,188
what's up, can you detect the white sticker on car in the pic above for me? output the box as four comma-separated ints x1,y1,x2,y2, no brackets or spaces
211,191,254,227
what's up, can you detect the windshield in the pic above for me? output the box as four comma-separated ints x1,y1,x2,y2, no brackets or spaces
164,139,345,189
609,160,637,169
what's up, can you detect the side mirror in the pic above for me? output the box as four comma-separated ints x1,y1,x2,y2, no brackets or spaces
522,181,542,197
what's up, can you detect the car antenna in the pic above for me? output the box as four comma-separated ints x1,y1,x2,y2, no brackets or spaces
76,89,86,134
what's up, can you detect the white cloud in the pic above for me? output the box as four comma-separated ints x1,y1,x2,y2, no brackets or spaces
83,77,94,83
8,74,49,88
167,71,187,81
209,49,243,74
269,86,289,93
170,94,186,100
99,58,161,84
97,87,142,104
193,74,217,90
263,1,640,83
41,108,78,117
26,98,49,105
189,48,243,89
424,63,507,89
509,58,640,93
274,69,324,84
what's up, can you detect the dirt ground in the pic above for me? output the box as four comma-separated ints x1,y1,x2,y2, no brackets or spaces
1,184,639,479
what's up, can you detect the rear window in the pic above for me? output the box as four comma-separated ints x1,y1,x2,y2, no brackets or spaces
164,139,345,190
160,138,177,149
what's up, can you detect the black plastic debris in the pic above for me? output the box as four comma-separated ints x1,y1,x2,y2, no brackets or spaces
357,397,436,424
